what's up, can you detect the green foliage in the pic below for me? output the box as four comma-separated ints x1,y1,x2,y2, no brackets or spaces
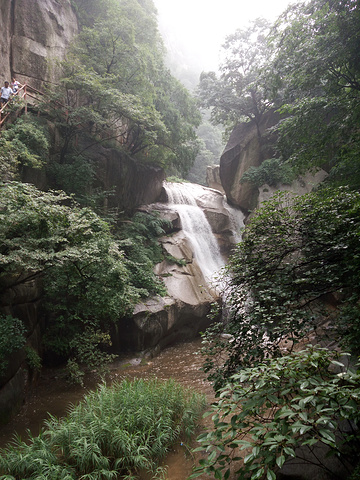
46,155,95,205
240,158,295,187
197,19,274,135
191,347,360,480
165,254,187,267
41,235,139,363
65,328,117,385
198,0,360,186
43,0,201,181
201,186,360,387
24,346,42,373
118,211,170,296
0,378,206,479
0,315,26,377
0,115,49,181
0,182,112,289
337,296,360,357
0,182,162,378
269,0,360,186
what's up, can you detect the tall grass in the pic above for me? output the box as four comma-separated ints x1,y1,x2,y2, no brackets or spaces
0,378,206,480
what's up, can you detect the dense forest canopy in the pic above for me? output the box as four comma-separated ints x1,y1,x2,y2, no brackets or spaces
46,0,201,192
198,0,360,187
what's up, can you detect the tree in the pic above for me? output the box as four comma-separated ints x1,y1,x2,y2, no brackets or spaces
45,0,200,183
269,0,360,185
197,19,274,136
201,187,360,388
0,115,49,181
0,182,167,381
192,347,360,480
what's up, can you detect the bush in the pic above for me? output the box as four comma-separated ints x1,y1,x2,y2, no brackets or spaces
201,186,360,387
0,378,206,479
0,115,49,180
118,211,171,297
0,182,152,380
0,315,26,377
192,347,360,480
240,158,295,188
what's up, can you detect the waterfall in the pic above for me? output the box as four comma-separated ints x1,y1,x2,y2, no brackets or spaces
223,201,245,244
164,182,225,284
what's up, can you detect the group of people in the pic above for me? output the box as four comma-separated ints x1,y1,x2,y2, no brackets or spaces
0,78,21,107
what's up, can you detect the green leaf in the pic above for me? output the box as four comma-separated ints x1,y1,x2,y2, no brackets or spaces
244,453,254,464
267,470,276,480
276,455,286,468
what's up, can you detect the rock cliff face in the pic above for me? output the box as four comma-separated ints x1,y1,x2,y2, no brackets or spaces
90,144,166,213
220,111,280,212
220,111,327,213
206,165,224,193
0,0,78,88
0,280,42,425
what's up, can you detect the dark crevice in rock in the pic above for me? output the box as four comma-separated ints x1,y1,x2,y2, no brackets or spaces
10,0,15,78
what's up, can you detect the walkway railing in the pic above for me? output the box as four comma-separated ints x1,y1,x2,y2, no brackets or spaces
0,83,56,129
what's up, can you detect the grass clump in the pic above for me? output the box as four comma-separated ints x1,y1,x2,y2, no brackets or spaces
0,378,206,480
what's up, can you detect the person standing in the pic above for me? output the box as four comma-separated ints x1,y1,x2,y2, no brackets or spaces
10,77,20,93
0,81,14,105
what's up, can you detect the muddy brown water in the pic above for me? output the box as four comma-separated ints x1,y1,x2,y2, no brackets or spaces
0,338,216,480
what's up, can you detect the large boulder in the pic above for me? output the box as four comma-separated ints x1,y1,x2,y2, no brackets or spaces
0,0,78,89
113,231,217,353
220,111,280,212
257,169,329,207
206,165,224,193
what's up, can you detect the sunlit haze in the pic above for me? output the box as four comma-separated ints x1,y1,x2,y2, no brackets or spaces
154,0,295,73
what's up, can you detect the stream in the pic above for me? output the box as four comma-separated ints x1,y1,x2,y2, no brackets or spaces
0,338,215,480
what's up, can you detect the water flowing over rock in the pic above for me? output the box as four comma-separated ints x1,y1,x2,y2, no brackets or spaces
118,182,244,354
164,182,225,283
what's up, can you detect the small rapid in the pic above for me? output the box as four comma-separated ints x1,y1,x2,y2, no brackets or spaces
163,182,225,284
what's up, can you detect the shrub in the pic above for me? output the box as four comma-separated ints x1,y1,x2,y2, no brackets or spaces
0,182,150,380
192,347,360,480
240,158,295,187
0,115,49,180
0,378,206,479
201,186,360,387
0,315,26,377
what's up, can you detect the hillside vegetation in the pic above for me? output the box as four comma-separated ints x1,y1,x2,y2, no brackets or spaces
0,0,201,382
196,0,360,477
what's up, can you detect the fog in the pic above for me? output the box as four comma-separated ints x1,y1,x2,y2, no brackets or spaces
154,0,295,75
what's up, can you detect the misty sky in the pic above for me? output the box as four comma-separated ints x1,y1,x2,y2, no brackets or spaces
154,0,295,72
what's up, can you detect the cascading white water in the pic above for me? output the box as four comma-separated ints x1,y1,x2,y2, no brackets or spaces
164,182,225,284
223,202,245,244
